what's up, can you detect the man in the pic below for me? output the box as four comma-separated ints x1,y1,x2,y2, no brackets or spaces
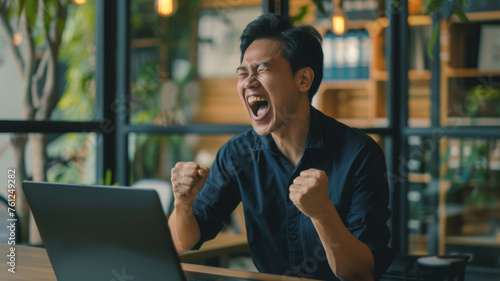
168,13,393,281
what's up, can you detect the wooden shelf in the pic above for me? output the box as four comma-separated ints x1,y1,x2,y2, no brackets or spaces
372,70,388,81
335,118,388,128
451,11,500,23
444,68,500,78
445,117,500,126
130,38,157,49
321,79,371,89
353,17,390,32
409,173,431,183
445,235,500,248
200,0,260,9
409,234,429,255
371,70,432,81
339,16,427,31
409,118,431,127
408,15,432,26
409,70,432,80
346,19,372,30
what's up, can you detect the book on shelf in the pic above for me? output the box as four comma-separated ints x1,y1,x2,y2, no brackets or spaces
323,32,336,80
344,31,360,79
463,0,500,12
441,0,500,17
359,30,370,79
322,30,372,81
408,136,426,174
333,34,346,80
409,25,431,71
343,0,384,21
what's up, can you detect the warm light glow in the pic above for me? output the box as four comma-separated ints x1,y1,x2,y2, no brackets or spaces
156,0,177,17
72,0,87,4
13,33,23,46
332,14,346,35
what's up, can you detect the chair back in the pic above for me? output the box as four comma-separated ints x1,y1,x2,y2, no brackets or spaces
131,178,173,215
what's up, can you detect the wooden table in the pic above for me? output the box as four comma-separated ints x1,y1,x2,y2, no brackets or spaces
180,232,249,265
0,243,320,281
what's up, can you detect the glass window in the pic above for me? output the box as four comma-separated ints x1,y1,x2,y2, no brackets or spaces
129,133,235,183
406,136,500,267
129,0,259,125
0,132,97,197
441,19,500,127
0,1,96,121
408,23,432,127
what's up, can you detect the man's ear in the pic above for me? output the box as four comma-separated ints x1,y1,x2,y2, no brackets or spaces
296,67,314,93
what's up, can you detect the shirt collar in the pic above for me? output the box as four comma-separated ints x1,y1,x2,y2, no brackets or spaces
253,105,324,151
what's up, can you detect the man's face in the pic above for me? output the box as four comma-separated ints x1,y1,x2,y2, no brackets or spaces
237,39,302,136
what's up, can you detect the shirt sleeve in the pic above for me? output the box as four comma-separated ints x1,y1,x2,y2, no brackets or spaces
346,141,394,281
191,142,242,250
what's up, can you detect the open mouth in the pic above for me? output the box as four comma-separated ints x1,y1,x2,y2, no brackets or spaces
247,96,270,119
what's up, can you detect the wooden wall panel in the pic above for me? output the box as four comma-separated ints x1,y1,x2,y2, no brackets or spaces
193,78,250,124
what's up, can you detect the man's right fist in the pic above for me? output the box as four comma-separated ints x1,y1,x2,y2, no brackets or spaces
170,162,209,207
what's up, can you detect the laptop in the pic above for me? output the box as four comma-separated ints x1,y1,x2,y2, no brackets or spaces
22,181,252,281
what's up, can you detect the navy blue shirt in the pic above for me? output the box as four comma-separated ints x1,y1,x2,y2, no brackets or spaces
192,107,393,280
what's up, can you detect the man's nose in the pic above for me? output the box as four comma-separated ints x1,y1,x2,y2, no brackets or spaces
243,74,259,89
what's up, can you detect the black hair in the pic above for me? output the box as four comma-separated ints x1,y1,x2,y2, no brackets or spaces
240,13,324,101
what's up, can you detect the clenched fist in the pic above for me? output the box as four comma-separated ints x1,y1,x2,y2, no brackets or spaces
289,169,331,219
171,162,209,208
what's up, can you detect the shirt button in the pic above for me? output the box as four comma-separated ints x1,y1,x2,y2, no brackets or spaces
291,234,298,240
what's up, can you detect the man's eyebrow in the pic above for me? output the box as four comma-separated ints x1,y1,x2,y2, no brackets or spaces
256,61,270,69
236,62,270,73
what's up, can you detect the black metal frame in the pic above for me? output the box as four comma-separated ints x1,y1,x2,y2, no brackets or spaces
390,0,500,256
95,0,118,184
116,0,131,186
385,0,408,254
262,0,288,15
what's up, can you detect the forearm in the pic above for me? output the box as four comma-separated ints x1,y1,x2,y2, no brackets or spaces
311,203,374,281
168,204,201,254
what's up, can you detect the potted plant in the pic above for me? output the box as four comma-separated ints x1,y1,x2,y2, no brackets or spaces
464,85,500,117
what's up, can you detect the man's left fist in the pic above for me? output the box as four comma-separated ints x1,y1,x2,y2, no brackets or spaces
289,168,331,219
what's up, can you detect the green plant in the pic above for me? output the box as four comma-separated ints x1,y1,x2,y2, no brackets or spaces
379,0,470,59
464,85,500,117
442,139,498,212
424,0,469,59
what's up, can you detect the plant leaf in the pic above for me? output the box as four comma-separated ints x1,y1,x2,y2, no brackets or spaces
24,0,38,33
427,24,439,60
290,5,308,23
457,0,469,9
16,0,25,26
389,0,401,9
311,0,326,16
453,5,469,22
105,169,112,185
424,0,443,15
